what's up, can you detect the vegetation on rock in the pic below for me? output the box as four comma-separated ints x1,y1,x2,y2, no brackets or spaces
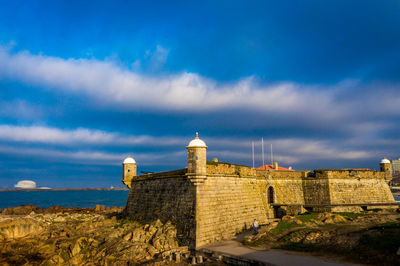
245,210,400,265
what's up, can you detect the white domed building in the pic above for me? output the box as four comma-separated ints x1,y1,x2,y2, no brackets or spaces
14,180,37,189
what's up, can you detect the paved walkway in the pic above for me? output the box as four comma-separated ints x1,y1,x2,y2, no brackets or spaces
202,239,362,266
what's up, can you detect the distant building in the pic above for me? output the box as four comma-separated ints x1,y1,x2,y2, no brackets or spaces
256,162,293,171
391,158,400,172
14,180,36,189
391,158,400,185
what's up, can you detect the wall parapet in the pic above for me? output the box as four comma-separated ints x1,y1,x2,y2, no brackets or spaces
256,170,310,179
133,168,187,181
206,162,255,176
312,169,386,179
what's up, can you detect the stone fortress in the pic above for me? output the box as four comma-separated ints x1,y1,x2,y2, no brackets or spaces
122,133,396,249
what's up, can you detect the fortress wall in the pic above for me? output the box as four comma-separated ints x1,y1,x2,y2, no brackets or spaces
268,178,305,205
133,169,187,181
302,178,331,207
327,178,395,205
206,164,256,176
259,170,309,179
195,176,268,247
315,170,385,179
125,176,196,248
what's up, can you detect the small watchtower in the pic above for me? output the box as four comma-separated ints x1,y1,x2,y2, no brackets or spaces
122,156,137,188
380,158,392,182
186,132,207,175
380,158,392,174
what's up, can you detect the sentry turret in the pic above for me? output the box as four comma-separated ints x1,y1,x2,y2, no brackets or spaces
186,132,207,176
122,156,137,188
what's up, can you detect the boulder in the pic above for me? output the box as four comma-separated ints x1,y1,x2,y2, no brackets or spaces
95,205,105,212
303,231,322,244
0,217,43,239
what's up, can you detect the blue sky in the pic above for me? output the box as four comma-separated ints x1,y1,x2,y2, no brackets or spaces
1,0,400,188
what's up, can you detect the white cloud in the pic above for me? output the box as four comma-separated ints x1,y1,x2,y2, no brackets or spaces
0,124,183,146
0,46,336,114
0,124,376,167
1,46,400,131
209,138,374,166
0,144,186,166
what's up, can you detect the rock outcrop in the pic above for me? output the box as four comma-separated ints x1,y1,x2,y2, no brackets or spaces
245,211,400,265
1,204,123,215
0,208,190,265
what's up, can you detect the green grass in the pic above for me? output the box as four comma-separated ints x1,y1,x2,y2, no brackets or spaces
369,221,399,229
333,212,365,219
358,223,400,254
271,212,361,235
297,213,319,223
270,220,302,234
279,229,314,242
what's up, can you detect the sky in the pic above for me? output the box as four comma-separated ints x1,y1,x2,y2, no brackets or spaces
1,0,400,188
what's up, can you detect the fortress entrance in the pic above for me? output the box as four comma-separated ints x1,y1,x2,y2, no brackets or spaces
267,186,274,204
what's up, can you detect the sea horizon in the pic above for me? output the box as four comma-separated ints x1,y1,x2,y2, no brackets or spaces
0,190,130,209
0,187,129,192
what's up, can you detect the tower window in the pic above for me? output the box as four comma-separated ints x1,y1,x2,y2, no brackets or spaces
128,169,130,172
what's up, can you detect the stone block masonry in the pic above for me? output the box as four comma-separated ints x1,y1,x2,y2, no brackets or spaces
125,171,196,249
195,176,268,247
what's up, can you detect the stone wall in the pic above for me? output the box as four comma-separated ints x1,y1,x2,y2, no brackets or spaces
267,173,307,205
302,178,331,211
124,174,196,248
124,165,396,249
195,176,268,247
269,180,304,204
328,178,395,205
206,163,256,176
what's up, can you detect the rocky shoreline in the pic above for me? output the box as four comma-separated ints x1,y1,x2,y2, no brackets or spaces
0,203,124,215
2,204,400,265
0,205,195,265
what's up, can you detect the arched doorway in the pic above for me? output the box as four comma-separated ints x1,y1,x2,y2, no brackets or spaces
267,186,274,204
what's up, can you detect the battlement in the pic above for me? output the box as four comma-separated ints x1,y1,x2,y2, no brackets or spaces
308,169,387,180
133,168,187,181
257,170,310,179
206,161,255,176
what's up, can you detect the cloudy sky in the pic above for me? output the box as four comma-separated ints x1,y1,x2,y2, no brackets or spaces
1,0,400,188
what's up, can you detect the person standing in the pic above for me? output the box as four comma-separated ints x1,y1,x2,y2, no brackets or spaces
252,219,259,234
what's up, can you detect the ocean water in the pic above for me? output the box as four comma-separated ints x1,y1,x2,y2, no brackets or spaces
0,190,130,209
1,191,398,210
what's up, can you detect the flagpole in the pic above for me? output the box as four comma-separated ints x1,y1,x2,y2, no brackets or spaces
252,141,255,168
262,137,265,168
270,143,273,165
